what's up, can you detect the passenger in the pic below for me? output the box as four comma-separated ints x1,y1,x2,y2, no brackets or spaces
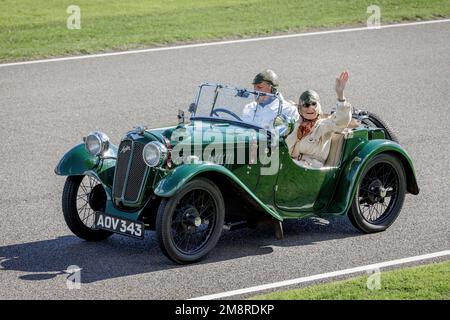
285,71,352,168
242,69,299,129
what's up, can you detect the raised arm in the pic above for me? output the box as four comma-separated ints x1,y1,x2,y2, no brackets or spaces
321,71,352,133
335,71,348,102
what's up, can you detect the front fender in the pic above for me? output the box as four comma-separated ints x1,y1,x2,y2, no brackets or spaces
154,163,283,221
328,140,419,215
54,143,118,187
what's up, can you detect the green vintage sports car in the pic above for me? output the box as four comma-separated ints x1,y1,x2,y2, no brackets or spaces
55,83,419,264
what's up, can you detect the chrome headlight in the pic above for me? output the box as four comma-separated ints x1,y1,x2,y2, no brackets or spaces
85,131,110,156
143,141,168,167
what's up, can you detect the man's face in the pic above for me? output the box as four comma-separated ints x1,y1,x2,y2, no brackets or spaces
253,81,272,103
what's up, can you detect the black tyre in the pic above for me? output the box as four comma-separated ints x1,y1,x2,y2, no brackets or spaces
348,154,406,233
62,175,113,241
361,111,399,143
156,178,225,264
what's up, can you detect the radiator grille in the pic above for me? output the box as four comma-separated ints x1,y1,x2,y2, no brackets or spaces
113,139,148,203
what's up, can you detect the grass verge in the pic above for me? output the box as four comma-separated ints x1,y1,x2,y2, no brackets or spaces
2,0,450,62
250,260,450,300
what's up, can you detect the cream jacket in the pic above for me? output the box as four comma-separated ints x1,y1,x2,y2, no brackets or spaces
285,101,352,168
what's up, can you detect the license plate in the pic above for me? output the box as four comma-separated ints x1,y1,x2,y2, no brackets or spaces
94,212,144,239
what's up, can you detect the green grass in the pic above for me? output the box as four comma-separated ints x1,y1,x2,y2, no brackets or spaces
250,261,450,300
1,0,450,62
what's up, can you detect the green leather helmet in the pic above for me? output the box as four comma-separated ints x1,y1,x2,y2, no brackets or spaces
252,69,279,93
299,90,320,105
299,90,322,115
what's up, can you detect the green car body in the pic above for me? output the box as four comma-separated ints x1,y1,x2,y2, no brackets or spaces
55,83,419,263
55,120,419,222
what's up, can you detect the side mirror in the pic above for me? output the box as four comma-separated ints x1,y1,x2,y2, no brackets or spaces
177,110,185,124
188,103,197,114
236,89,250,98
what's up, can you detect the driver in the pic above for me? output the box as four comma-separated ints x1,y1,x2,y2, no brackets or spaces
242,69,299,129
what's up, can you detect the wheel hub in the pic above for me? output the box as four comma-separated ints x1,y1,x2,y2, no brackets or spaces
183,206,202,230
88,184,107,212
367,179,386,204
379,187,387,198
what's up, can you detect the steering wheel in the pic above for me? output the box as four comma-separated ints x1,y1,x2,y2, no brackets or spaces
210,108,243,121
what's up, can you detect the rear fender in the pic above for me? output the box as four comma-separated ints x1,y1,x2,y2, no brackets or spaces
328,140,419,215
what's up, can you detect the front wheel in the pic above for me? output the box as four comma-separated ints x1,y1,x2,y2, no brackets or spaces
348,154,406,233
156,178,225,264
62,175,113,241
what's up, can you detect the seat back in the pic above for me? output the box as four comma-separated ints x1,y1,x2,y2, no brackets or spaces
324,132,345,167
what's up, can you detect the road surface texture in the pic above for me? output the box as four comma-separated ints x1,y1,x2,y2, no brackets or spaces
0,21,449,299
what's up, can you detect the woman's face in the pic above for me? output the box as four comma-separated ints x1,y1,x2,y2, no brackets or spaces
299,101,318,120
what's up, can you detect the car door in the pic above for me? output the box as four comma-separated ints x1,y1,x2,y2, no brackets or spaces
273,143,339,213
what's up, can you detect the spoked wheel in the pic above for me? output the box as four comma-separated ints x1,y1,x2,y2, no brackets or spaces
348,154,406,233
62,175,113,241
156,178,225,264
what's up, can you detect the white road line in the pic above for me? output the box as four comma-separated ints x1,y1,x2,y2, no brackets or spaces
1,19,450,68
189,250,450,300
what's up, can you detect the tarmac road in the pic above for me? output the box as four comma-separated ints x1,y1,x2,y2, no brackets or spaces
0,21,449,299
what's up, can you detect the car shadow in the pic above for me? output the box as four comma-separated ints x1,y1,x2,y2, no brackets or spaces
0,216,360,284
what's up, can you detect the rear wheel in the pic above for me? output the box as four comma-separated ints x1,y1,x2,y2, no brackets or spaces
361,111,399,143
156,178,225,264
62,175,113,241
348,154,406,233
